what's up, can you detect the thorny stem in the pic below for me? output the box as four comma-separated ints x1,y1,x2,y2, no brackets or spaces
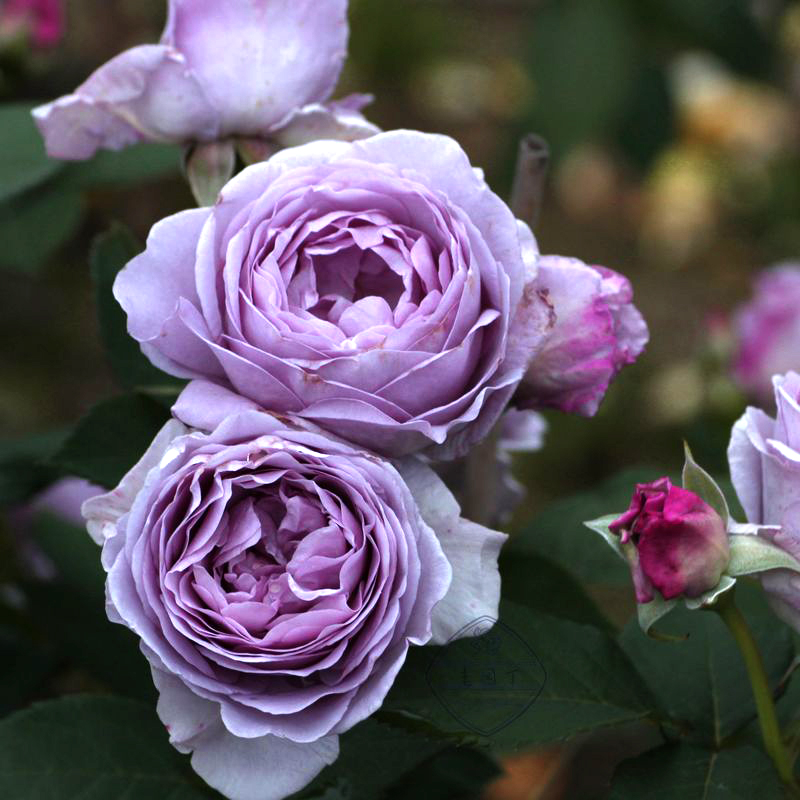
715,591,797,787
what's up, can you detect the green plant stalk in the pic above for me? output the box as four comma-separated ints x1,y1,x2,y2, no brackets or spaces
716,592,796,785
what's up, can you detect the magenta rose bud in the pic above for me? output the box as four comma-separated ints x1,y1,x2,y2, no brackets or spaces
733,264,800,403
113,131,553,458
32,0,377,160
729,371,800,629
515,256,648,417
82,402,505,800
609,478,730,603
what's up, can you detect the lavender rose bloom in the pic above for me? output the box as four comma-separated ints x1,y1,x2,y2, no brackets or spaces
82,395,505,800
610,478,730,602
516,256,648,416
733,264,800,402
729,371,800,629
32,0,376,160
114,131,552,458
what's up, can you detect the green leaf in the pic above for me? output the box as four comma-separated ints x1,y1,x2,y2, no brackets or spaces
0,103,62,203
50,393,170,489
609,742,781,799
63,142,181,188
682,443,730,525
29,513,157,702
386,746,501,800
90,225,184,392
508,467,665,586
619,583,794,746
382,601,656,752
500,551,613,631
0,430,65,507
295,718,447,800
0,178,84,272
0,695,218,799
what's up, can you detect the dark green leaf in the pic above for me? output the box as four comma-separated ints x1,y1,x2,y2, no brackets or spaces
30,513,156,702
382,601,656,752
500,551,613,631
387,746,501,800
0,430,66,508
50,393,170,489
0,103,62,203
0,179,84,272
610,742,782,799
0,695,217,799
507,468,665,586
296,718,447,800
64,143,181,188
619,583,794,745
90,225,184,391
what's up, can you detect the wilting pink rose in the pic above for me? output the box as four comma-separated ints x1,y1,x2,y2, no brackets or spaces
2,0,62,48
733,264,800,402
83,397,505,800
610,478,730,602
114,131,552,458
33,0,376,160
729,372,800,629
516,256,648,416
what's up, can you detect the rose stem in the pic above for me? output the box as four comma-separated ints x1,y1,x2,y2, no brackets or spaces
715,590,796,786
463,134,550,528
509,134,550,230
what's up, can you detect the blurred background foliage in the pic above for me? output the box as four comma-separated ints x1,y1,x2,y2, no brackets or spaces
3,0,799,520
2,1,800,798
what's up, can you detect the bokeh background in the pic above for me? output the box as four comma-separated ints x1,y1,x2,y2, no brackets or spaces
1,1,799,796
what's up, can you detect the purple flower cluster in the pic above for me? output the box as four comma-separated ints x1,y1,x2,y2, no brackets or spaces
31,2,649,798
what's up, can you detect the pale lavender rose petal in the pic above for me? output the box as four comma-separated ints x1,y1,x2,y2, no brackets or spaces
498,409,547,454
118,131,553,458
162,0,349,137
733,264,800,402
32,45,218,160
153,669,338,800
728,371,800,631
113,208,224,379
272,97,380,149
396,458,506,643
517,256,648,417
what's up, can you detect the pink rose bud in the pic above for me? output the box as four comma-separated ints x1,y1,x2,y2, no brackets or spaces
610,478,730,603
515,256,648,417
733,263,800,403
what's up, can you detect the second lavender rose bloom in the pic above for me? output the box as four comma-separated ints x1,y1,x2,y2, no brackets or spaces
32,0,377,160
732,264,800,402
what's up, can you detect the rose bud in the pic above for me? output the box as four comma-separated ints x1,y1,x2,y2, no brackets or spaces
32,0,377,161
732,264,800,403
515,256,648,417
609,478,730,602
114,131,554,458
82,394,506,800
729,371,800,629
